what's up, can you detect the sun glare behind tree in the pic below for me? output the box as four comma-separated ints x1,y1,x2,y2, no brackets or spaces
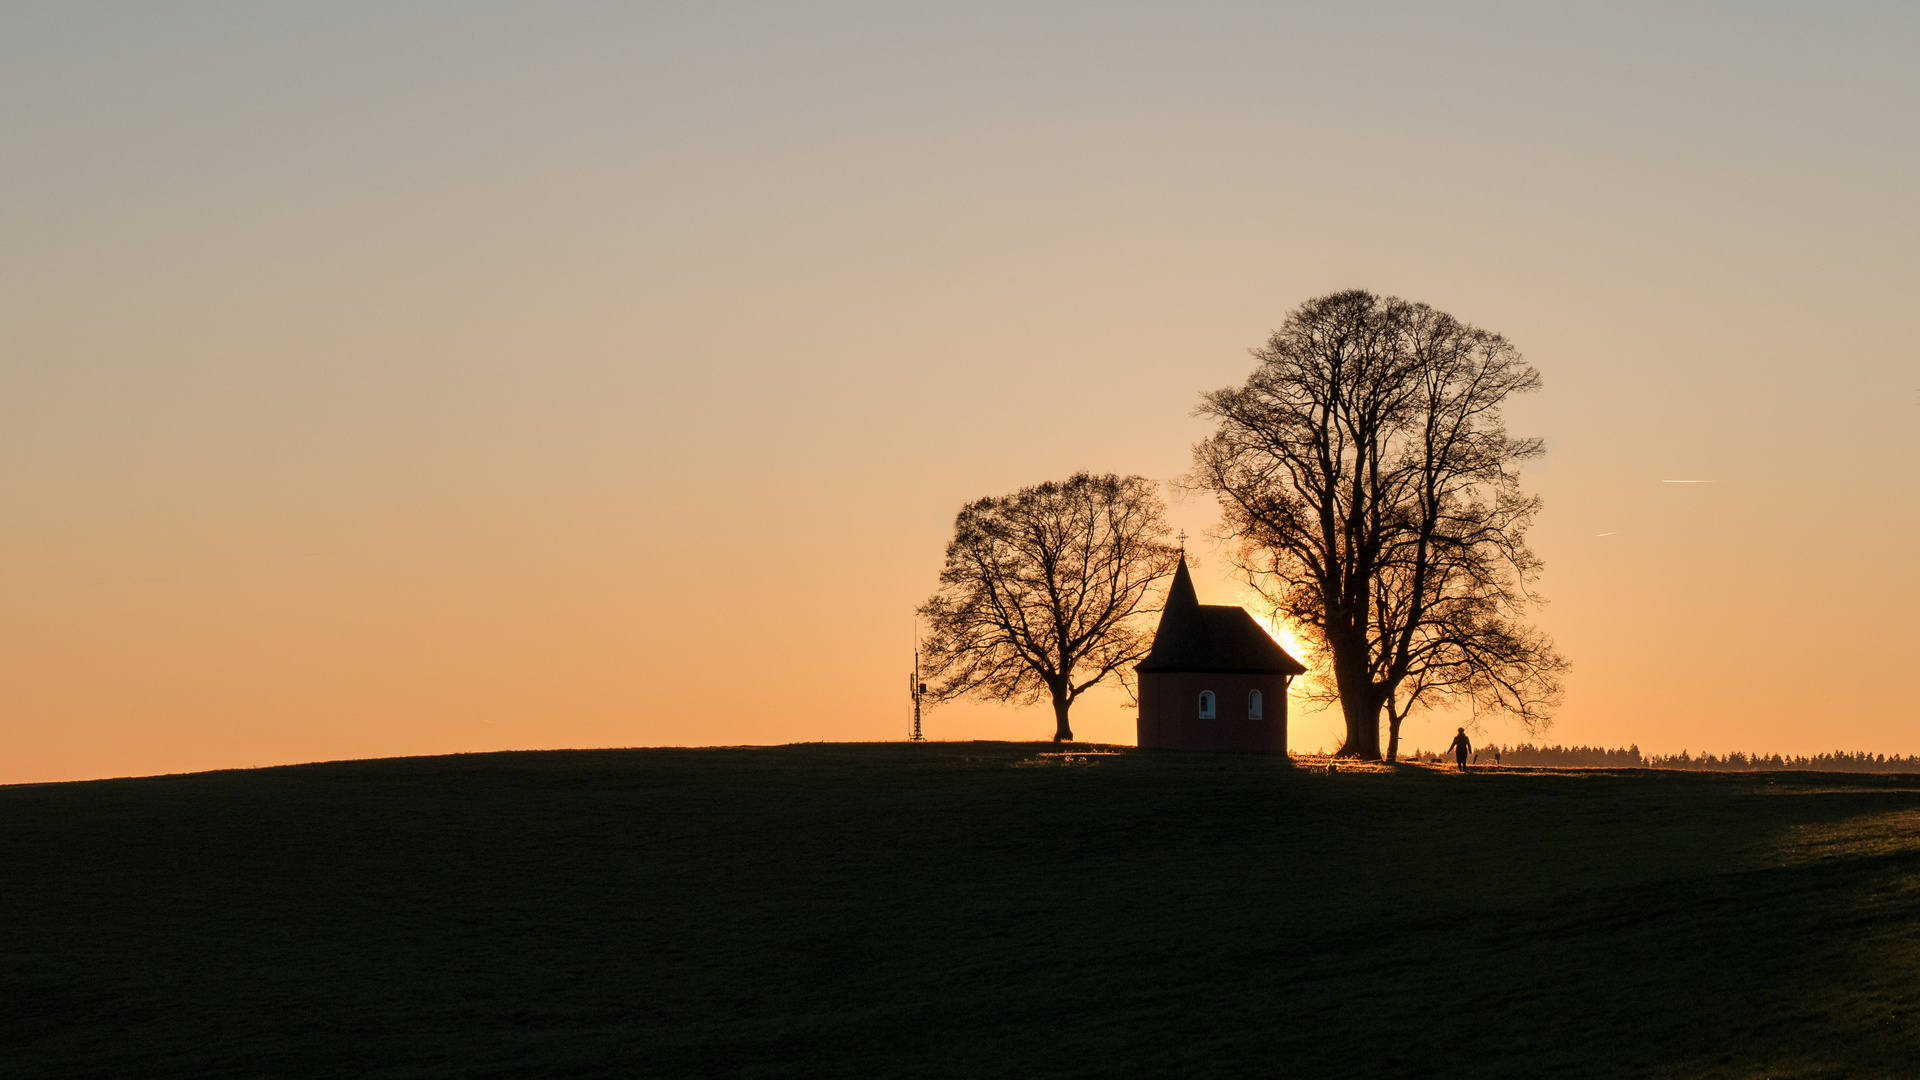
1191,290,1567,760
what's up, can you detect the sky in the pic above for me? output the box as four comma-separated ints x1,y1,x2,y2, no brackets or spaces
3,2,1916,784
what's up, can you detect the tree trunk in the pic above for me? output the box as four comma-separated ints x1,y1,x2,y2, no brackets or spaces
1329,631,1383,759
1385,707,1402,762
1051,694,1074,743
1336,694,1383,759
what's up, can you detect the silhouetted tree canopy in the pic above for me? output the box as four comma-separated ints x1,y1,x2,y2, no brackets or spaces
918,473,1180,743
1191,290,1567,760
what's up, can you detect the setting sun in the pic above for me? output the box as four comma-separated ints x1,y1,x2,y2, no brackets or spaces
1250,608,1326,699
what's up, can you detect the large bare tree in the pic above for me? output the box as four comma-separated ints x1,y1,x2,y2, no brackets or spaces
918,472,1180,743
1190,290,1566,760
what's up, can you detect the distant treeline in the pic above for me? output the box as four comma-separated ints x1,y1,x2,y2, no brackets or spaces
1406,744,1920,773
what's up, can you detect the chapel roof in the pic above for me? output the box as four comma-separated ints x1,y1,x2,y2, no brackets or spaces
1135,554,1308,676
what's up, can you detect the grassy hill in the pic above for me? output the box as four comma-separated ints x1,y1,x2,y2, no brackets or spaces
3,743,1918,1079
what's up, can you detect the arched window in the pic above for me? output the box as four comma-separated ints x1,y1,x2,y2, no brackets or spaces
1248,689,1263,720
1198,691,1216,719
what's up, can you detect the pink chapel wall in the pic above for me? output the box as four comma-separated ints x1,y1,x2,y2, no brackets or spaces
1137,670,1289,755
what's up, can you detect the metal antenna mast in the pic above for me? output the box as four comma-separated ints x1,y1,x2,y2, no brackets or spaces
909,620,926,742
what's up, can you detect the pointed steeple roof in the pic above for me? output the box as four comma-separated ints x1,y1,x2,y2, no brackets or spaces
1136,554,1307,676
1138,554,1214,671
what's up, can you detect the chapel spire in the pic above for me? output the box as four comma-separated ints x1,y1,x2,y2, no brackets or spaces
1138,552,1212,673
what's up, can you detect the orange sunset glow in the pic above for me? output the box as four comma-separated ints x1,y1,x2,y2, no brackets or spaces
11,9,1920,1080
3,5,1917,784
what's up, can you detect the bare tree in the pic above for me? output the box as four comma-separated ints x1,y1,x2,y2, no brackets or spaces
1190,290,1566,760
918,472,1181,743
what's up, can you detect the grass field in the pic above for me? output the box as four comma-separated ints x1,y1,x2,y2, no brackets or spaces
4,742,1919,1079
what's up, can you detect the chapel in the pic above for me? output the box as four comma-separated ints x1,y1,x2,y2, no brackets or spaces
1135,554,1306,754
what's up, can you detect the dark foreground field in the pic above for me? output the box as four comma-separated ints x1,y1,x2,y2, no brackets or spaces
4,744,1919,1079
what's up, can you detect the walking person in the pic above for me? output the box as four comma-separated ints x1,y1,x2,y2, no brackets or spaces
1448,727,1472,772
